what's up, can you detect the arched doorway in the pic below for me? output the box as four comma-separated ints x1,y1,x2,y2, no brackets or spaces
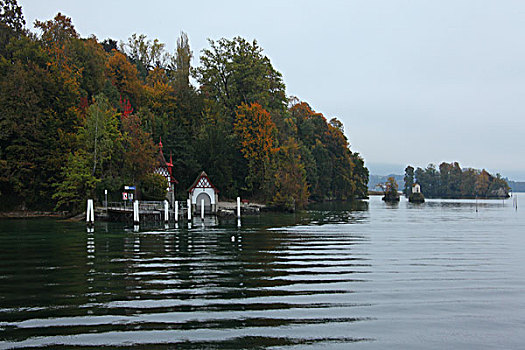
195,192,212,214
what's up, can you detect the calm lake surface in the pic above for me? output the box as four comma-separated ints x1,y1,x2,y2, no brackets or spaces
0,195,524,349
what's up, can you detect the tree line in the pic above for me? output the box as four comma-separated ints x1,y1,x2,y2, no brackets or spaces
403,162,509,199
0,1,368,212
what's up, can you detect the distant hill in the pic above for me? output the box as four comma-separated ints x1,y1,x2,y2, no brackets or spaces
508,180,525,192
368,174,404,190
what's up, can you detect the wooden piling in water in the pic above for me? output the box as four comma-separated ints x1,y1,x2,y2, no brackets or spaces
133,200,140,225
237,197,241,218
86,199,94,226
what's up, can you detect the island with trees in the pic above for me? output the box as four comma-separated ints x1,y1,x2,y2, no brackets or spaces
0,1,369,214
380,177,400,202
403,162,510,199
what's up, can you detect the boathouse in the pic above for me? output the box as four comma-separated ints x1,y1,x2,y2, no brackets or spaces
188,171,219,214
154,139,178,206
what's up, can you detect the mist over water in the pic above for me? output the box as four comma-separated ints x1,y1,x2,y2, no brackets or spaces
0,195,524,349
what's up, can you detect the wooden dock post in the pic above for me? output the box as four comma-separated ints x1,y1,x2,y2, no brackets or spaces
86,199,94,226
133,200,140,225
201,199,205,220
237,197,241,227
175,201,179,222
164,200,169,223
237,197,241,218
187,198,192,221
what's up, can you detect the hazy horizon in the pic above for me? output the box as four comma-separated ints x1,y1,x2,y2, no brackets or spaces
19,0,525,181
367,162,525,181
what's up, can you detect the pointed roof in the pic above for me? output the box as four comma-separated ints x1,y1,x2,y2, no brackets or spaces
188,171,219,192
156,138,178,184
157,138,166,166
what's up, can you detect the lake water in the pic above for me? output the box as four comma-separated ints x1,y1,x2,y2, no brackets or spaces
0,195,524,349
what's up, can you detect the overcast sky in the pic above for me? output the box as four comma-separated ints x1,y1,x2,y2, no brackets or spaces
19,0,525,180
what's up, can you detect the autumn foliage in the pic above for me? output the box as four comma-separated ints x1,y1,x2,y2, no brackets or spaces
0,1,369,212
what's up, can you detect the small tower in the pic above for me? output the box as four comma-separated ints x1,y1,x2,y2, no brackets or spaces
153,138,178,206
409,183,425,203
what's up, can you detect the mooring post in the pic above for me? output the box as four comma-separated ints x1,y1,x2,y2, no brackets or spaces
164,200,169,223
187,198,192,221
175,201,179,222
201,199,205,220
133,200,140,225
86,199,94,226
237,197,241,218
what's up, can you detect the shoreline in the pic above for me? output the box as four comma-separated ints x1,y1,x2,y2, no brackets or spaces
0,211,67,219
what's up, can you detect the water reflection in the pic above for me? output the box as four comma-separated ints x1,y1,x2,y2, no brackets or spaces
0,203,373,348
1,196,523,348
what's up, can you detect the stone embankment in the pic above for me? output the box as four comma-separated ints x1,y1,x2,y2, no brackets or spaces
217,201,265,217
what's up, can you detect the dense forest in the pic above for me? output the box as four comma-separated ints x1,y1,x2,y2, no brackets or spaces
0,0,369,212
403,162,510,199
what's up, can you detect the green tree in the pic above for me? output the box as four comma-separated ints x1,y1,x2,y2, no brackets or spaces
79,94,122,177
0,0,26,57
70,36,108,99
196,36,286,119
0,26,82,209
404,165,414,196
123,33,166,80
460,168,477,197
415,164,440,198
272,138,309,211
52,152,99,212
352,152,369,199
169,31,192,89
141,173,168,200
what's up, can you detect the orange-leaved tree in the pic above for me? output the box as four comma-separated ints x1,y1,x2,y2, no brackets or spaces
121,111,156,197
106,50,144,107
233,102,279,198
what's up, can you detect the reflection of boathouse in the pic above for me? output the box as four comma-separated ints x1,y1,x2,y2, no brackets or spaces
188,171,219,214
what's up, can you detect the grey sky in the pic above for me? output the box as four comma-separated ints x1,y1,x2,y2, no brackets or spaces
19,0,525,179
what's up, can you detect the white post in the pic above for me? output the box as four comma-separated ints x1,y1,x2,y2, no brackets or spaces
164,200,169,223
86,199,90,223
104,189,108,208
175,201,179,222
86,199,94,225
187,198,192,221
133,200,139,225
237,197,241,218
201,198,205,220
